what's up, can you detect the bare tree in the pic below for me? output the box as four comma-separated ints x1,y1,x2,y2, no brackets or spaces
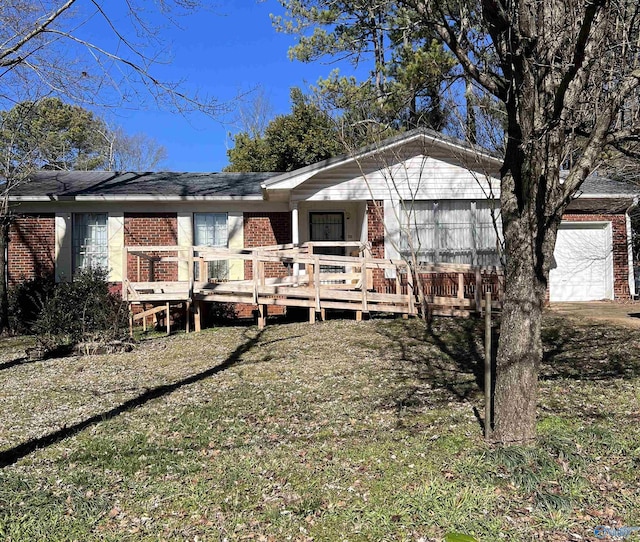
398,0,640,444
0,1,219,331
102,128,168,171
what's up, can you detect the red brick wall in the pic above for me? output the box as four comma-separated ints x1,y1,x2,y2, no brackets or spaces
124,213,178,282
239,212,293,318
562,213,631,299
243,212,292,280
8,214,55,285
367,200,386,292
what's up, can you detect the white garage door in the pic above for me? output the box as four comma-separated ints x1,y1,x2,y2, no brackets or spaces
549,222,613,302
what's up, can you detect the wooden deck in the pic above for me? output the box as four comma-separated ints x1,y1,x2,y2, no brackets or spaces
123,242,503,333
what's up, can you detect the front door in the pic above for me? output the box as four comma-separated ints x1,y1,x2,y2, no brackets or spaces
309,212,345,253
309,212,345,276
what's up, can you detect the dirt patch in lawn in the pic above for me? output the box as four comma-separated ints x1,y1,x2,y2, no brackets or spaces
548,300,640,328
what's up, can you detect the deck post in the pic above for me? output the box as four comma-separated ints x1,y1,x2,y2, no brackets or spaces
355,310,362,322
166,302,171,335
129,312,133,337
194,300,202,332
188,247,194,298
484,291,492,438
123,248,129,300
314,256,321,312
258,304,267,329
361,259,369,314
309,307,316,324
252,256,259,304
457,272,465,311
185,301,191,334
475,267,482,315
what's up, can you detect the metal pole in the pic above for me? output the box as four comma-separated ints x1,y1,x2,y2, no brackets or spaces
484,290,492,439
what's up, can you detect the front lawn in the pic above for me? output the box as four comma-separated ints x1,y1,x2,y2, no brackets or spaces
0,314,638,541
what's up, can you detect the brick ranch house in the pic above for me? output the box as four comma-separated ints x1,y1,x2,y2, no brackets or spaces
7,129,638,316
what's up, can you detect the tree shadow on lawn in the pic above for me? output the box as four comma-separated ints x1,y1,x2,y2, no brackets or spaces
375,316,489,410
540,315,640,381
0,356,30,372
375,313,640,417
0,329,264,468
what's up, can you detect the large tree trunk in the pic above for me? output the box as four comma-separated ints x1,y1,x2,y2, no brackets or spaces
491,216,549,443
491,159,563,444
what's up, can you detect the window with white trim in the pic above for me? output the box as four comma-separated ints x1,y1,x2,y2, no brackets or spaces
73,213,108,273
402,200,502,266
194,213,228,280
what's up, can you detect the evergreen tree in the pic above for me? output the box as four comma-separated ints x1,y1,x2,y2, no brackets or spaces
226,88,343,172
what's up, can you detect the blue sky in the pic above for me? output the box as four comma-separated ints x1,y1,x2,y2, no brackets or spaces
110,1,332,172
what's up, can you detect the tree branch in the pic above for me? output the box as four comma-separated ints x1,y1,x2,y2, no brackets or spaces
563,67,640,196
0,0,76,67
402,0,508,100
551,0,606,123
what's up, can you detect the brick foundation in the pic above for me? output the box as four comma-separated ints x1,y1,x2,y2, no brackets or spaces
562,213,631,299
124,213,178,282
8,214,55,285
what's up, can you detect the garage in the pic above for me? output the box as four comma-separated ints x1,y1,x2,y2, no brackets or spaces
549,222,614,302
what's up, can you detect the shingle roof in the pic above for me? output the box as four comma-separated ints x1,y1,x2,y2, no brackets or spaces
8,164,640,200
577,174,639,196
11,171,280,198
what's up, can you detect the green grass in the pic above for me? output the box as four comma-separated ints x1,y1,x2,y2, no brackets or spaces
0,313,639,541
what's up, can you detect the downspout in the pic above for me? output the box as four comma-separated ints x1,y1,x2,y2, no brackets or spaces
625,197,638,299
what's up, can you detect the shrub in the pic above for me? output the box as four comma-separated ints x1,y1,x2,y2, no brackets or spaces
7,274,56,334
32,268,129,351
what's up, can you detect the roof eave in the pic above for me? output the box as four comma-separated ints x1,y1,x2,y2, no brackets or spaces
9,194,265,202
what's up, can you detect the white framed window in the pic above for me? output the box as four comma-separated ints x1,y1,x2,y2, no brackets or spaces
73,213,108,273
402,200,502,266
194,213,228,280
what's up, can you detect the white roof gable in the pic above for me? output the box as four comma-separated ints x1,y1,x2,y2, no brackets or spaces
261,129,503,200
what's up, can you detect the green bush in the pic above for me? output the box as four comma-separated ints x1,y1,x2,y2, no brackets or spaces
32,268,129,350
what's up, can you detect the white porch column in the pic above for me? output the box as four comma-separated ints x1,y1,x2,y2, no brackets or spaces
291,203,300,276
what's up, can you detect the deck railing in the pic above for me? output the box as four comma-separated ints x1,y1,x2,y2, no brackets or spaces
123,243,503,329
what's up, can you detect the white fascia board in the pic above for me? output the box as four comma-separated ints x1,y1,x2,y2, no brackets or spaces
260,170,318,191
9,194,265,202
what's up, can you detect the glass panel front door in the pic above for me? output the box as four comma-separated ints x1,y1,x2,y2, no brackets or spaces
309,212,345,277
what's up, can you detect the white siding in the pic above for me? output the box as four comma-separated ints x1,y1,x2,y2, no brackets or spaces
291,155,499,202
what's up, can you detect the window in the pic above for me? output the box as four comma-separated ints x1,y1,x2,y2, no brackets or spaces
402,200,502,266
194,213,228,280
73,213,108,273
